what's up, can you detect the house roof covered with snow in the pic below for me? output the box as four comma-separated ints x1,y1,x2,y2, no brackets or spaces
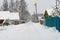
0,11,19,20
46,9,53,15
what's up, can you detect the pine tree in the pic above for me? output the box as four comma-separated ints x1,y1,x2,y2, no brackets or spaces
19,0,30,23
3,0,8,11
16,0,19,11
32,12,36,22
9,0,14,12
15,0,20,12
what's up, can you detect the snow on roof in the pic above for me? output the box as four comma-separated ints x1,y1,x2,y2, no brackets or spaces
46,9,53,15
0,11,19,20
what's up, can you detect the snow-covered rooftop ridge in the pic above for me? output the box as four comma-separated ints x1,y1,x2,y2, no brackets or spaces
0,11,10,13
46,8,53,15
0,11,19,20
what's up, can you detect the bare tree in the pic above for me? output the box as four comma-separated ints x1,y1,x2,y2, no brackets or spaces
53,0,60,16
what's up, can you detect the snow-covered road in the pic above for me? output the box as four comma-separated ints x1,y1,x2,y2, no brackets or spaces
0,22,60,40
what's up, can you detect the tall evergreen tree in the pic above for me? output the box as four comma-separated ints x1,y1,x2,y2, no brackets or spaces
3,0,8,11
15,0,20,12
9,0,14,12
19,0,31,23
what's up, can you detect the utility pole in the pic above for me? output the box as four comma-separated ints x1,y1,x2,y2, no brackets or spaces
35,3,38,19
35,3,37,16
34,3,39,23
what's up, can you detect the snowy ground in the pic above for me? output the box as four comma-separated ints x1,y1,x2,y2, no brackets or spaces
0,22,60,40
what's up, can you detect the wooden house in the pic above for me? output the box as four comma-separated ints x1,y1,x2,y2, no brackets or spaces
0,11,19,25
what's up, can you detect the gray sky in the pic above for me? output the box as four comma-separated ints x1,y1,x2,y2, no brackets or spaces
0,0,56,14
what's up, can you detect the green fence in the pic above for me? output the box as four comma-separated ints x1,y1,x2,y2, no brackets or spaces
45,16,60,32
45,17,54,27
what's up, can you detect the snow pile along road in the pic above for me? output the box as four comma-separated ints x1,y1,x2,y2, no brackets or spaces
0,22,60,40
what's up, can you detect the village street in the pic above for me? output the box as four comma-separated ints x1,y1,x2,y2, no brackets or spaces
0,22,60,40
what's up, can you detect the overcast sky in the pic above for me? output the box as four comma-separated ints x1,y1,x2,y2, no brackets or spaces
0,0,56,14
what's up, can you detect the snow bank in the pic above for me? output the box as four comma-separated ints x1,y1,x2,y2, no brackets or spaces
0,22,60,40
